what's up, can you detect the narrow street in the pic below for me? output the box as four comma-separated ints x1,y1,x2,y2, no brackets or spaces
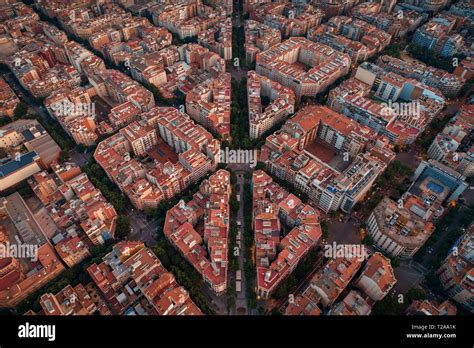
201,283,228,315
2,70,90,167
273,250,325,313
2,71,52,122
234,173,248,314
419,187,474,269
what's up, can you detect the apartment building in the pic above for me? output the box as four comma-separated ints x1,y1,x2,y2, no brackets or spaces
353,252,396,301
247,71,295,139
412,14,467,57
94,107,219,210
0,77,20,118
244,20,281,65
378,55,465,98
262,105,391,213
437,225,473,312
87,241,202,315
198,17,232,60
185,73,231,139
255,37,351,99
367,197,436,259
252,170,322,299
163,170,231,295
0,194,65,307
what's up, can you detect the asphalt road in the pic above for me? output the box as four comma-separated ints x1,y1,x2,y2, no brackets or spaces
419,188,474,269
327,219,361,245
126,206,157,247
393,261,426,294
234,173,248,314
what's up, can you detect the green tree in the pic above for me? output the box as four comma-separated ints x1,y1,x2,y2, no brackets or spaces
59,149,70,162
0,116,12,126
144,208,156,220
230,171,237,185
320,220,329,238
115,216,130,239
382,43,402,58
229,196,239,213
13,102,28,119
76,144,86,153
226,294,236,312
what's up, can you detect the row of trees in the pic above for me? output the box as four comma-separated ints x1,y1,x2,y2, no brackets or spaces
320,221,329,239
271,248,321,305
82,160,129,214
267,172,309,203
381,43,403,59
230,77,253,149
226,214,239,312
0,115,11,127
415,116,452,152
142,81,186,109
353,160,414,217
414,203,474,268
372,288,427,315
228,223,239,268
242,178,257,309
11,102,74,162
407,44,464,73
226,169,242,312
231,23,249,69
228,168,242,313
153,224,215,315
13,101,28,119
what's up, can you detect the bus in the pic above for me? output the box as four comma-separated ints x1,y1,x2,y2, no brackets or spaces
236,270,242,281
236,280,242,293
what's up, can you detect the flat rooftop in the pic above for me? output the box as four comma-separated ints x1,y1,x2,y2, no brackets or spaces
0,151,38,178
